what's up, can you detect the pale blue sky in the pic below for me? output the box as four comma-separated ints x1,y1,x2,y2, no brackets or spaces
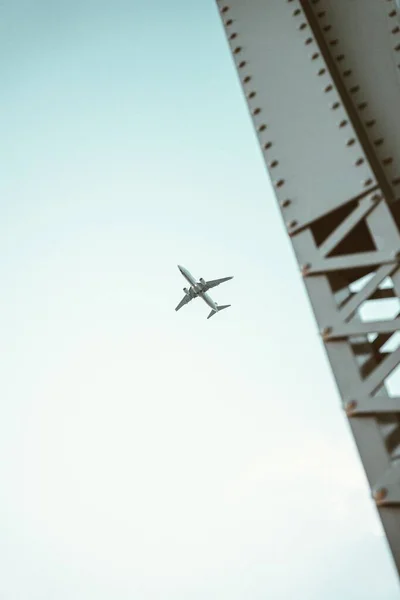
1,1,399,598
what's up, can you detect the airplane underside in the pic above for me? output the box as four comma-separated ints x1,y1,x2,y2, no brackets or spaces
206,304,231,319
175,265,233,319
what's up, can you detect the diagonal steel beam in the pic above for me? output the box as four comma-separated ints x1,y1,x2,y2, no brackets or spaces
216,0,400,579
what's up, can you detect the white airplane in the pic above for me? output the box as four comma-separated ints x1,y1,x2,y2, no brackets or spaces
175,265,233,319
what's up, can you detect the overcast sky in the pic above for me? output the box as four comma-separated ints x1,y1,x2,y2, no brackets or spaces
1,1,399,598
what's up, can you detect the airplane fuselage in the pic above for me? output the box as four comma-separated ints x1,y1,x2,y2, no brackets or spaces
178,265,218,312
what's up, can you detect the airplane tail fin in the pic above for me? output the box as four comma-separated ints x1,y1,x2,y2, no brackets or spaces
207,304,231,319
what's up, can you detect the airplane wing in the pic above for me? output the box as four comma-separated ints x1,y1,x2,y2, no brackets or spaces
175,294,192,312
203,276,233,292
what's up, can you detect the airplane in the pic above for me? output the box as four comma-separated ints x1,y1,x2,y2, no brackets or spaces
175,265,233,319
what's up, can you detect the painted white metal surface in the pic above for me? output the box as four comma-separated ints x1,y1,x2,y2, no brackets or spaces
309,0,400,201
217,0,377,230
216,0,400,581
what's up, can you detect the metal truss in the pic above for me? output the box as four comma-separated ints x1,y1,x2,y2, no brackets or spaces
216,0,400,576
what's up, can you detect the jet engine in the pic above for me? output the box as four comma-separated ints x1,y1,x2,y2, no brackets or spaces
183,287,190,295
199,278,206,286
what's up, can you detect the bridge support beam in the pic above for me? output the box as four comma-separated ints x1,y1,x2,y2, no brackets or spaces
216,0,400,576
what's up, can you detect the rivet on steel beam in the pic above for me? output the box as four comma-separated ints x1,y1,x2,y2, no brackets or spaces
374,138,384,146
347,138,356,146
264,142,272,150
350,85,360,93
317,11,326,18
373,488,388,503
392,177,400,186
253,108,261,115
281,199,291,208
233,46,242,54
293,8,301,16
364,178,373,187
330,39,339,46
355,158,364,166
276,179,285,188
331,102,340,110
372,194,381,203
311,53,319,60
358,102,368,110
389,10,397,18
336,54,345,61
243,76,251,83
395,44,400,52
324,84,333,92
270,160,279,168
383,157,394,165
226,19,233,26
287,220,298,229
229,33,238,40
321,327,333,339
301,263,311,276
323,25,332,32
221,6,230,13
392,26,400,34
238,61,246,68
299,23,307,30
258,124,267,132
366,119,376,127
305,37,313,45
318,68,326,76
344,399,358,415
343,69,352,76
248,91,256,98
339,120,348,128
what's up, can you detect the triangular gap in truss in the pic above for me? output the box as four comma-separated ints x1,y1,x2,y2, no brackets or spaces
349,272,376,293
328,265,378,294
380,332,400,354
380,276,394,289
368,327,400,364
358,345,389,379
310,199,376,256
328,220,376,257
311,201,355,246
350,334,385,379
359,297,400,323
348,325,400,386
386,364,400,397
344,314,400,375
334,268,400,321
349,274,395,295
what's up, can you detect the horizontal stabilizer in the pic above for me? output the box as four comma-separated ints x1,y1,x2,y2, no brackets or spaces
207,304,231,319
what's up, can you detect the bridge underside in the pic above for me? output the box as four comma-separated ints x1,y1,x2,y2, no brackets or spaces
216,0,400,577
